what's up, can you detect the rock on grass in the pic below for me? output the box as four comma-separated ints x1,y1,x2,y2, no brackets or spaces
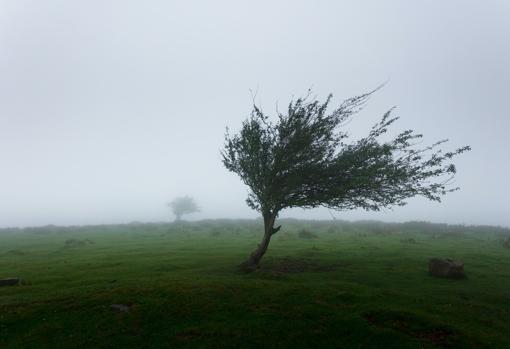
429,258,466,279
0,278,20,287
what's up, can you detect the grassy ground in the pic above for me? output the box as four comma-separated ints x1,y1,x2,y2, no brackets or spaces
0,219,509,348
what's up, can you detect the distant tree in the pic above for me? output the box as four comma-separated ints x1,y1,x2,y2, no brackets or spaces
167,196,200,221
222,89,470,271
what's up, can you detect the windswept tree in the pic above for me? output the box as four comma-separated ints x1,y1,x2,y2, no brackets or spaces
222,89,470,271
167,196,200,221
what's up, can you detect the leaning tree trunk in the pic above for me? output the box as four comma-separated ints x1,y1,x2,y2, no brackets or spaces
239,211,281,272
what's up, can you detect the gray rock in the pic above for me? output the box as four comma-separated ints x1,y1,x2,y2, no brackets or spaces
110,304,131,313
0,278,19,287
429,258,465,279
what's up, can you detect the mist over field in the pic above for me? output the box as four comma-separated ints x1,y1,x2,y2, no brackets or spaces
3,3,510,349
0,1,509,227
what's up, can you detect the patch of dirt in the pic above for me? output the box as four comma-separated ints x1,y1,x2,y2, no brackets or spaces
259,256,347,274
363,310,461,348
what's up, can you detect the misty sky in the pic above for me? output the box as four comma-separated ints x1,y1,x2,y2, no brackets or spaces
1,1,509,228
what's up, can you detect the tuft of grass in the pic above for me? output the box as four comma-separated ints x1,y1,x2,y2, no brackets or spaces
64,239,95,248
363,310,467,348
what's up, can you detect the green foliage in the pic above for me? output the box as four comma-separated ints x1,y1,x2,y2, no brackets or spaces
222,89,470,215
167,196,200,221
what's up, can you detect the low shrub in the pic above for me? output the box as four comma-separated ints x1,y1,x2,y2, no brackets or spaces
298,229,318,239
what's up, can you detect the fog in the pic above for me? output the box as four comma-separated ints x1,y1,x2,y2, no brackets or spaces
1,1,509,228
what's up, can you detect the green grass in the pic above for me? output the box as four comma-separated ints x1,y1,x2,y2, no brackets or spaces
1,220,509,348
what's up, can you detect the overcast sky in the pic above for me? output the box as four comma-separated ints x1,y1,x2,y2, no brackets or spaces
1,1,509,228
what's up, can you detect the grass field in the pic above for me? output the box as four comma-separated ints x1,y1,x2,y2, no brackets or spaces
1,219,509,349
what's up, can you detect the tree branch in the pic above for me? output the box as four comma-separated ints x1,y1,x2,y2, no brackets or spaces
271,225,281,235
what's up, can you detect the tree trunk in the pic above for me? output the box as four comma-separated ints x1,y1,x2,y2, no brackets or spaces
239,211,281,272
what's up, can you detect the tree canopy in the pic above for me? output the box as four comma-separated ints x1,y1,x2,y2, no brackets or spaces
222,89,470,270
167,196,200,221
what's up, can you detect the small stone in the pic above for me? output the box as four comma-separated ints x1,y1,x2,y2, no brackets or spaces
110,304,131,313
0,278,19,287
